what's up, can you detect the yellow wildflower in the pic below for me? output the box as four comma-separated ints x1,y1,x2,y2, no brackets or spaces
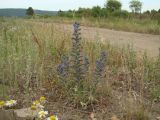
0,101,5,108
40,96,46,102
33,100,40,105
32,100,44,110
30,105,36,110
46,115,58,120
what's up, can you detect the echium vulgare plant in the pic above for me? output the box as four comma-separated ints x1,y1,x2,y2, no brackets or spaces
56,22,107,107
94,51,107,85
83,56,89,76
57,55,69,83
70,22,84,82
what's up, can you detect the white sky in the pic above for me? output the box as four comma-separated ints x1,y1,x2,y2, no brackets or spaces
0,0,159,11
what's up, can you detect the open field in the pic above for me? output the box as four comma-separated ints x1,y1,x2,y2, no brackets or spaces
0,18,160,120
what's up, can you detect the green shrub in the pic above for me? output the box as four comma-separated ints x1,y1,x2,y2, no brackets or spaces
112,10,130,18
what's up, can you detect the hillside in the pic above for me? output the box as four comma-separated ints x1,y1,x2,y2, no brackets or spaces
0,8,57,17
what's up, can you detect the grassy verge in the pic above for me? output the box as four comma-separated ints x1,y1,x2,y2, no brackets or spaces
31,16,160,35
0,18,160,119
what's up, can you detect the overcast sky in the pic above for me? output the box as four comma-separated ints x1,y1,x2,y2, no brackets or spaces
0,0,159,11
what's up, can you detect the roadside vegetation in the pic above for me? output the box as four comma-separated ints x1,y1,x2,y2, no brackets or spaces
32,16,160,35
0,17,160,119
29,0,160,35
0,0,160,119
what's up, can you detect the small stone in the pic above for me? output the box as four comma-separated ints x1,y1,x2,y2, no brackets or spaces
0,109,16,120
0,108,38,120
14,107,38,119
89,112,97,120
156,116,160,120
111,115,120,120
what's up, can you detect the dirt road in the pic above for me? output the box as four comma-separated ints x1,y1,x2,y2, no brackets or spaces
35,21,160,57
54,23,160,57
83,26,160,57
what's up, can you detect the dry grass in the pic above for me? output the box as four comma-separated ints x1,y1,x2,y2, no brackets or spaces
0,17,160,120
32,16,160,35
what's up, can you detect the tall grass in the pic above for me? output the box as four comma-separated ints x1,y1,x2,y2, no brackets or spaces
0,17,160,119
32,16,160,35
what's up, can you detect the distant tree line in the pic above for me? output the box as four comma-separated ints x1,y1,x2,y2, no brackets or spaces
57,0,160,20
25,0,160,20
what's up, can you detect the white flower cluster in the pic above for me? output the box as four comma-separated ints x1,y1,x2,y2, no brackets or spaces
38,110,48,119
5,100,17,107
30,96,58,120
37,110,58,120
0,99,17,108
